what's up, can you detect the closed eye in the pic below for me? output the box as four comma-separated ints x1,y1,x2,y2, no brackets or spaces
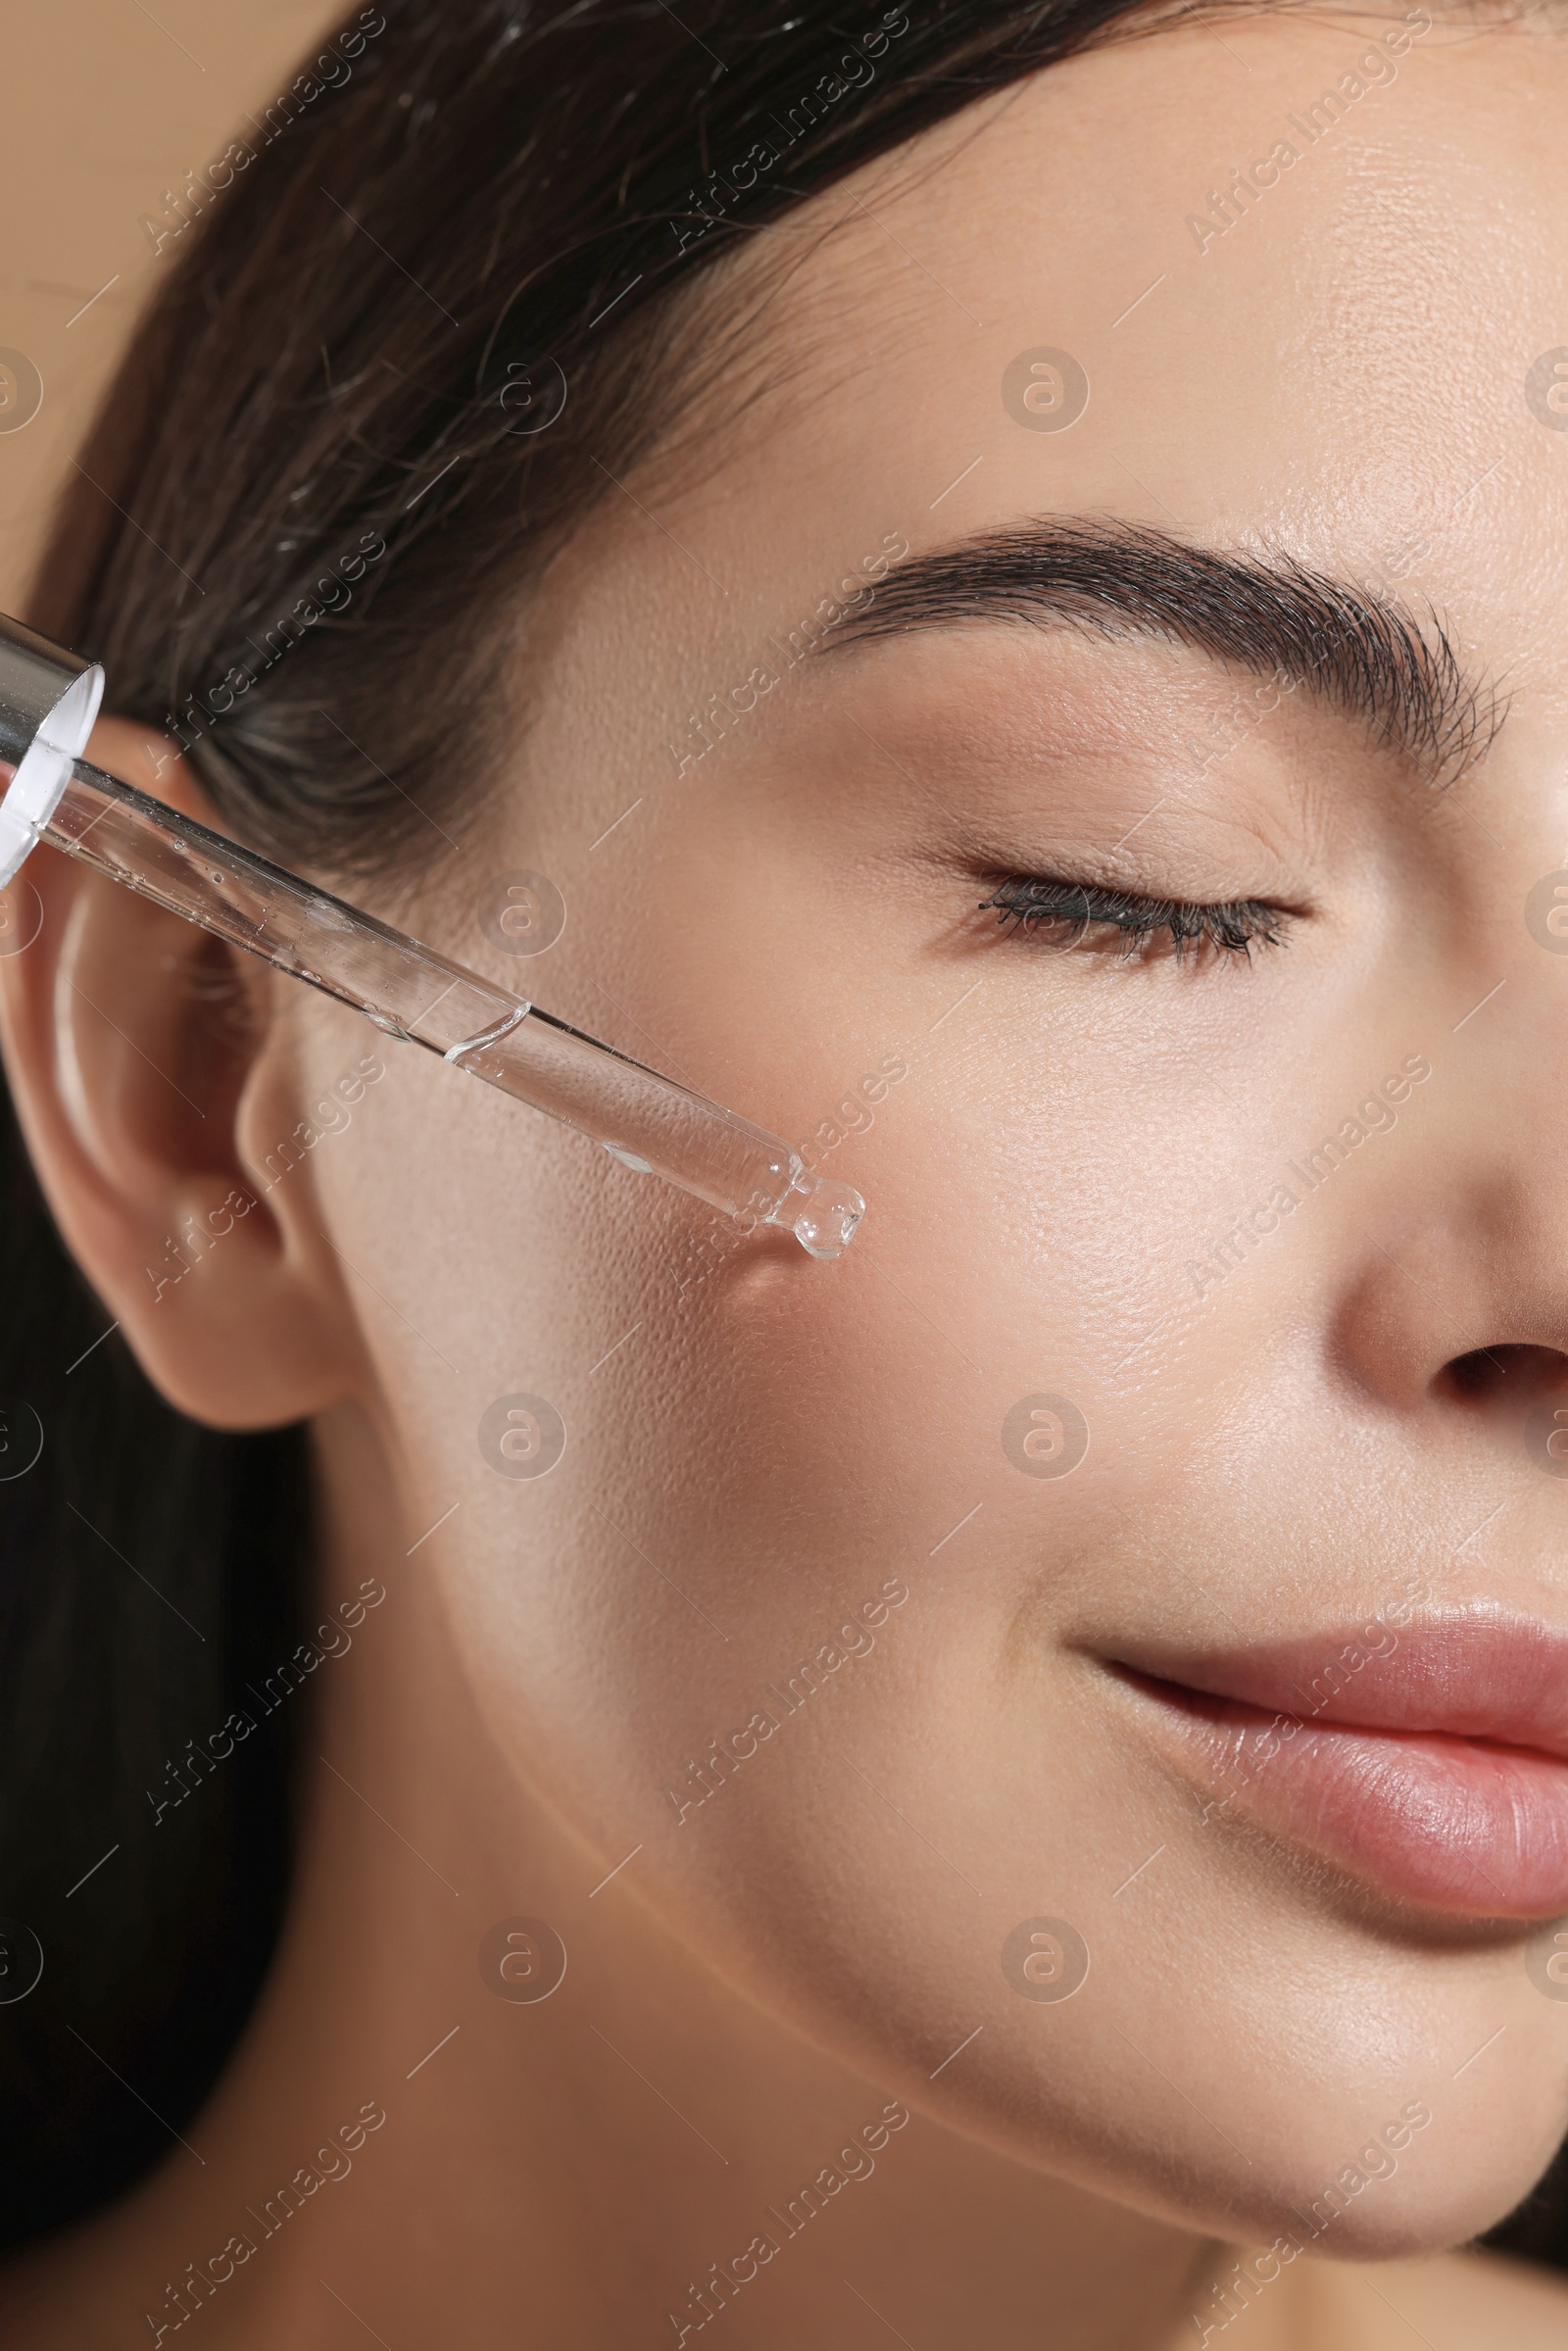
977,875,1290,961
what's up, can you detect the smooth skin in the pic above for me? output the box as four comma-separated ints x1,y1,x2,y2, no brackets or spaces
4,8,1568,2345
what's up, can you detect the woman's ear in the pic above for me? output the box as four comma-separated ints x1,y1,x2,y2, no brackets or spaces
0,713,365,1428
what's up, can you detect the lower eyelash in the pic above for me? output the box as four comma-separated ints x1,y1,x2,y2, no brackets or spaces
977,878,1287,960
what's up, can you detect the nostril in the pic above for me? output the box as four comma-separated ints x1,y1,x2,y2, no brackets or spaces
1440,1343,1568,1403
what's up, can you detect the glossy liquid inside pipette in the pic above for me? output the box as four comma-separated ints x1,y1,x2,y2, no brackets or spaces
12,756,865,1257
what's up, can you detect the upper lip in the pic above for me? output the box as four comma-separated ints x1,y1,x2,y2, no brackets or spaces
1104,1612,1568,1761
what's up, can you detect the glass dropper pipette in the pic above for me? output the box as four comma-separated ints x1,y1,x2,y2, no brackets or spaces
0,615,864,1258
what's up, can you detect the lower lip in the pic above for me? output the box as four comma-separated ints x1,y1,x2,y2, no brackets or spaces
1124,1672,1568,1918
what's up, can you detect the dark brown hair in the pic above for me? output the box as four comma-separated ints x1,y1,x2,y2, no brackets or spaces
3,0,1563,2269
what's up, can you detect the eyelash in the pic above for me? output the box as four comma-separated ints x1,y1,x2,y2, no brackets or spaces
977,876,1288,961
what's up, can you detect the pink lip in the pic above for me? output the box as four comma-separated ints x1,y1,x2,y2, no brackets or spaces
1109,1616,1568,1918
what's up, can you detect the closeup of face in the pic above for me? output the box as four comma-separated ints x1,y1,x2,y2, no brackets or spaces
30,0,1568,2277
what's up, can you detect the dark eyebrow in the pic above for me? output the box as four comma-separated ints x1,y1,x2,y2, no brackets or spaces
823,517,1502,781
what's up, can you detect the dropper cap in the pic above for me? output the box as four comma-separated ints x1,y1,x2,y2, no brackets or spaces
0,616,104,885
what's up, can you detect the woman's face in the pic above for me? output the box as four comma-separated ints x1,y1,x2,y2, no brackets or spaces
228,6,1568,2253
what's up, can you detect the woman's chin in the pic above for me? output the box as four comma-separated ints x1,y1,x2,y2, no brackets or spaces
1063,2127,1565,2271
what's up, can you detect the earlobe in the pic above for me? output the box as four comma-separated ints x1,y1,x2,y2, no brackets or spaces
0,714,364,1429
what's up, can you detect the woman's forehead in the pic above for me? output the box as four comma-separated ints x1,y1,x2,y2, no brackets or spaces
608,11,1568,729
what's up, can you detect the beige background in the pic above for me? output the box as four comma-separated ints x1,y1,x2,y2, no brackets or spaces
0,0,345,614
